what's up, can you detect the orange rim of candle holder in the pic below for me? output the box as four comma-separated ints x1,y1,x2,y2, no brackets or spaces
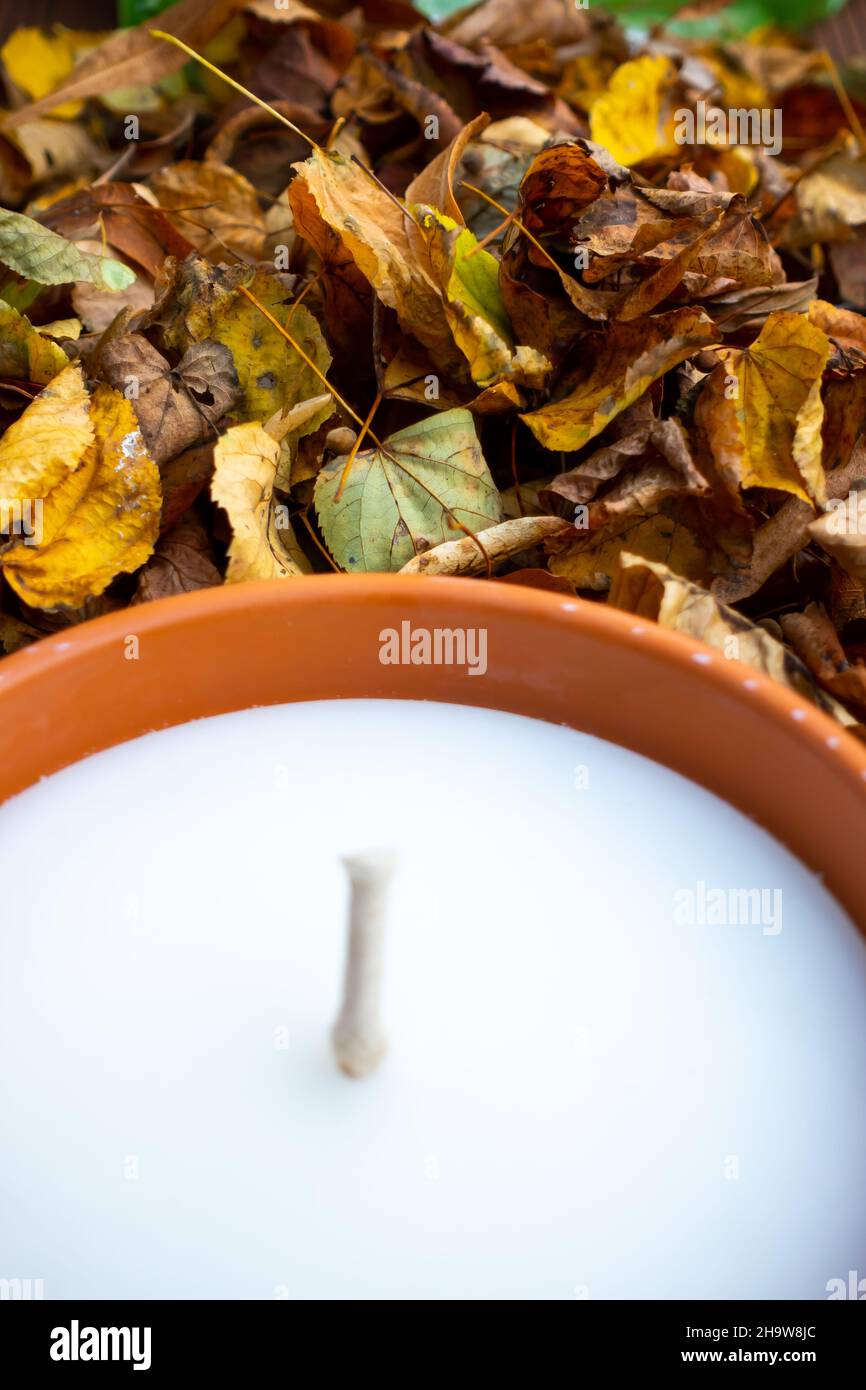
1,574,865,930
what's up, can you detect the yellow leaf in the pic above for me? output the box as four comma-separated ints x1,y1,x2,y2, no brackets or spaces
2,386,161,609
520,308,715,453
0,362,92,503
0,300,70,384
211,421,311,581
1,27,84,119
695,311,830,505
549,513,709,591
179,266,333,432
589,56,678,168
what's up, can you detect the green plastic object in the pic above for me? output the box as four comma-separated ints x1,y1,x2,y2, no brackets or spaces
415,0,846,34
118,0,847,38
118,0,175,26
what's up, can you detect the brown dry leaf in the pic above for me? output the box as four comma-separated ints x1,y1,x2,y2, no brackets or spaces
807,299,866,356
149,160,266,262
1,0,245,128
133,511,221,604
40,183,196,280
211,421,311,581
543,404,709,527
712,439,866,604
1,385,161,609
520,308,715,453
780,603,866,715
405,113,490,223
98,333,239,466
609,552,860,729
399,515,570,576
695,311,831,505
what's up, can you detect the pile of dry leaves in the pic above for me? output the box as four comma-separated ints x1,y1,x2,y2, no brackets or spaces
1,0,866,731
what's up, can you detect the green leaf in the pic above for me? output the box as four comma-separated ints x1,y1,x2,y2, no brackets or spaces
412,205,550,390
314,408,504,572
0,209,136,291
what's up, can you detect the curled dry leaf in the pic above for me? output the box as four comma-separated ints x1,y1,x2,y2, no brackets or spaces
212,421,311,581
521,308,715,453
399,515,571,576
0,300,70,384
133,511,221,604
695,311,830,505
410,204,550,389
609,552,860,731
1,385,161,609
289,149,466,378
148,160,267,262
98,333,239,466
712,440,866,604
0,362,92,502
780,604,866,715
315,408,503,573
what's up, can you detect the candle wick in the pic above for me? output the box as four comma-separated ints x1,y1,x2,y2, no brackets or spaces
331,851,394,1079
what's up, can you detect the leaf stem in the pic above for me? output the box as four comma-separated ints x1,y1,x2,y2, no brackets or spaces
335,390,382,500
149,30,321,152
238,284,382,445
820,49,865,153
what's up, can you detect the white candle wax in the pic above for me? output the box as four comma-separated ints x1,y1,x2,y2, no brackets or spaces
1,698,864,1300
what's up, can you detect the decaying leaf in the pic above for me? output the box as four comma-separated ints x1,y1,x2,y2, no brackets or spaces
133,512,221,604
521,308,715,453
609,552,860,728
0,300,69,384
0,208,135,290
315,408,503,572
695,311,831,505
0,0,862,741
0,362,92,502
1,385,161,609
780,603,866,715
212,421,311,581
98,334,239,466
149,160,266,262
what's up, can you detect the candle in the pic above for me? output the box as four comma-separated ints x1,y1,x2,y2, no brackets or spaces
1,695,864,1299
